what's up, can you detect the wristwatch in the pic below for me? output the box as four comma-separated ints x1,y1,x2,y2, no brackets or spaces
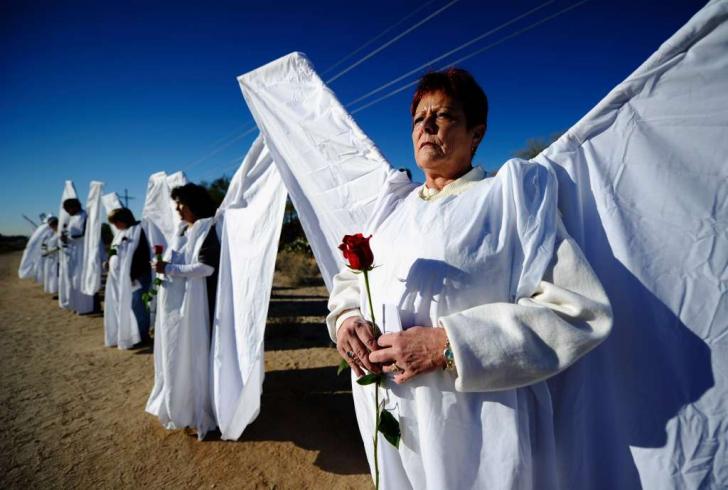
442,340,456,371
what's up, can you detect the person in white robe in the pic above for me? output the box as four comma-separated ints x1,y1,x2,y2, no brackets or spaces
59,198,94,314
146,183,220,439
328,69,613,489
41,216,60,295
104,208,152,349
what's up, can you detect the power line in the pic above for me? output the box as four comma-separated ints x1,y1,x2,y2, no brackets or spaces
325,0,462,84
350,0,591,115
321,0,437,76
346,0,555,108
182,124,258,171
181,0,589,176
177,1,449,174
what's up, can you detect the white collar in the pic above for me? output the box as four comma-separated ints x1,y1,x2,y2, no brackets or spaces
418,166,487,201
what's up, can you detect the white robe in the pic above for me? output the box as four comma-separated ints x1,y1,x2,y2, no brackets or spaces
42,234,60,294
58,211,94,314
327,163,612,489
145,218,216,439
81,180,105,296
18,223,53,281
104,224,142,349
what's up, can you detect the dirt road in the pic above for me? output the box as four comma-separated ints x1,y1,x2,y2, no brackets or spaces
0,251,370,489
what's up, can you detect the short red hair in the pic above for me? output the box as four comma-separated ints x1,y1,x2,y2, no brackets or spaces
410,68,488,132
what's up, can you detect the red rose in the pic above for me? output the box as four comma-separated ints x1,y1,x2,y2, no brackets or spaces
339,233,374,271
153,244,164,255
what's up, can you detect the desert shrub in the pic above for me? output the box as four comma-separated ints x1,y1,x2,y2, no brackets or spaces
275,249,322,286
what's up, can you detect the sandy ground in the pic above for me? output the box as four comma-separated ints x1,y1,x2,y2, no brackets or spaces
0,251,371,489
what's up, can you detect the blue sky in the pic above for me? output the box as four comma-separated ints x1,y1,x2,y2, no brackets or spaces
0,0,703,235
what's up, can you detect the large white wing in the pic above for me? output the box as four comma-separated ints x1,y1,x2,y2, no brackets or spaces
101,192,123,215
211,136,288,440
141,170,188,251
57,180,78,236
532,1,728,488
101,192,123,237
81,180,104,295
239,52,391,290
18,223,51,279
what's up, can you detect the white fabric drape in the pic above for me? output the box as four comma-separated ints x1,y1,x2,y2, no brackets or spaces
81,181,104,295
211,136,288,440
239,54,391,290
101,192,123,236
104,224,142,349
141,171,188,253
527,2,728,488
234,0,727,485
57,180,77,237
18,222,53,280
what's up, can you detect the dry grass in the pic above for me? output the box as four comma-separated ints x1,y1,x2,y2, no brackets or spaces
275,250,324,287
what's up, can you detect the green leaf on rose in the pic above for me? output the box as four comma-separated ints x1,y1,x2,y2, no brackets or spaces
337,358,349,376
378,408,401,448
153,278,163,286
356,373,382,385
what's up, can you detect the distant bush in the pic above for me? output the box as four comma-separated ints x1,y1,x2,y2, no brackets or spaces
0,234,28,254
275,249,322,287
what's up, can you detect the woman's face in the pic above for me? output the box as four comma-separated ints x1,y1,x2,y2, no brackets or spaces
411,90,484,179
175,199,197,224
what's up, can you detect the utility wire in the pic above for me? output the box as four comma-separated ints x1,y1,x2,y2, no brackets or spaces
346,0,555,108
351,0,591,114
181,0,589,174
325,0,461,84
182,124,257,171
178,1,451,173
321,0,437,76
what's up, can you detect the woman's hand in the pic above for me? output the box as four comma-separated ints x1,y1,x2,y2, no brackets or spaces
153,259,168,274
369,327,448,384
336,316,381,377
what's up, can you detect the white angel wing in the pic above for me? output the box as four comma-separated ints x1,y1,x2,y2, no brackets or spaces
211,136,288,440
531,1,728,487
239,52,391,289
101,192,123,236
81,180,104,295
57,180,78,235
141,170,188,251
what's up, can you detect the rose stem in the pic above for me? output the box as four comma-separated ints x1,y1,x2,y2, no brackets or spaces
363,269,380,489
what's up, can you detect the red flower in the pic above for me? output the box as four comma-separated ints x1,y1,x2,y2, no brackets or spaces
153,244,164,256
339,234,374,271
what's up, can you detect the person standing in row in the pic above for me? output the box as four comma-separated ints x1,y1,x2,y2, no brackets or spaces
59,198,94,314
41,216,60,295
104,208,152,349
330,69,612,489
146,183,220,439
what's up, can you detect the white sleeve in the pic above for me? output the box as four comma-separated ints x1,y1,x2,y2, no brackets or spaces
440,223,613,392
67,217,86,241
164,262,215,278
326,267,362,342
